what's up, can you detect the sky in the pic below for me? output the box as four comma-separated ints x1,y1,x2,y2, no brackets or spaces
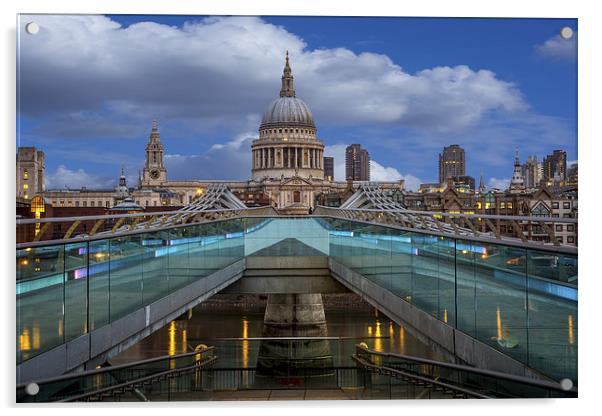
16,14,577,191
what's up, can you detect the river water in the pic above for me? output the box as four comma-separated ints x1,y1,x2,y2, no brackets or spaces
111,295,445,369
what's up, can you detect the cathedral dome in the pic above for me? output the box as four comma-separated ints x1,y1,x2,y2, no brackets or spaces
260,96,315,128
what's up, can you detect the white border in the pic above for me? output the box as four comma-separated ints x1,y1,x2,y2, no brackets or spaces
2,1,599,415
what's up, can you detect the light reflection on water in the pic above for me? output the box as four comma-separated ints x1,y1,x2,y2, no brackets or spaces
111,307,446,366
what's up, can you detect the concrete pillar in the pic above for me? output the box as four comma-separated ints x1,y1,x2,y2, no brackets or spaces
257,294,332,377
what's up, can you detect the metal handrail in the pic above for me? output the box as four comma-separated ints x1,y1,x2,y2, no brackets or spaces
58,355,218,402
353,354,492,399
16,209,277,249
17,212,578,255
314,210,578,255
15,206,274,225
354,346,577,395
16,347,215,389
317,206,578,223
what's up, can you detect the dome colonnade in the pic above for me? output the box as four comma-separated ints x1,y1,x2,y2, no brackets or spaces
251,52,325,182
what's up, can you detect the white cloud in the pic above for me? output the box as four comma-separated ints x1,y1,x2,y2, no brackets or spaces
370,161,403,181
20,15,527,137
45,165,114,189
535,32,577,60
165,132,257,180
487,177,510,191
324,143,421,189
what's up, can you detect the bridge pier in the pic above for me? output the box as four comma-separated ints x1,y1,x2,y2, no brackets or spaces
257,293,333,377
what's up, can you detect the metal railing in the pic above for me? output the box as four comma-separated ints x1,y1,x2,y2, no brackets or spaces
314,206,578,252
17,346,216,402
16,205,277,246
353,345,577,398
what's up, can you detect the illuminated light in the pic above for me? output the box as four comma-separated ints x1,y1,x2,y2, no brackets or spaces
367,325,372,335
481,254,488,259
496,306,503,340
389,321,394,337
443,309,448,323
25,248,32,252
374,320,383,352
568,314,574,345
462,249,468,254
20,259,28,266
168,321,176,357
58,319,63,338
242,319,249,368
195,188,204,196
34,267,40,272
182,329,187,353
19,328,31,351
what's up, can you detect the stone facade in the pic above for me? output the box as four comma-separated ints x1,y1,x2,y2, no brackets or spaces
16,147,44,200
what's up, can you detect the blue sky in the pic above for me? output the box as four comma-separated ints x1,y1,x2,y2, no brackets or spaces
17,15,577,190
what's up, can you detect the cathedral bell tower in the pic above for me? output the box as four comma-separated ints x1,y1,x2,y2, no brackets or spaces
141,120,167,187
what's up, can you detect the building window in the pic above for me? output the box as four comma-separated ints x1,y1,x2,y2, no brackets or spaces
563,213,571,218
555,224,563,232
97,201,102,207
83,201,87,207
106,201,110,208
531,204,550,217
552,202,559,209
563,202,571,209
60,201,65,207
23,169,29,180
500,202,505,209
90,201,94,207
567,224,574,231
75,201,80,207
23,183,29,190
507,202,513,209
568,236,575,243
552,214,559,218
154,201,157,206
557,236,563,244
67,201,73,206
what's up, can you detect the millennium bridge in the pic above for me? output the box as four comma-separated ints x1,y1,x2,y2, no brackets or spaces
16,184,577,401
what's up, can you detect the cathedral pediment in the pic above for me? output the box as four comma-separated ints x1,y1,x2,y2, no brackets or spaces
280,176,313,186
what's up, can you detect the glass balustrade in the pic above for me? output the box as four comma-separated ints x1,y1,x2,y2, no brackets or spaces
16,216,577,383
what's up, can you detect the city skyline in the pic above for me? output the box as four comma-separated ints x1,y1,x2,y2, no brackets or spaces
17,15,577,191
